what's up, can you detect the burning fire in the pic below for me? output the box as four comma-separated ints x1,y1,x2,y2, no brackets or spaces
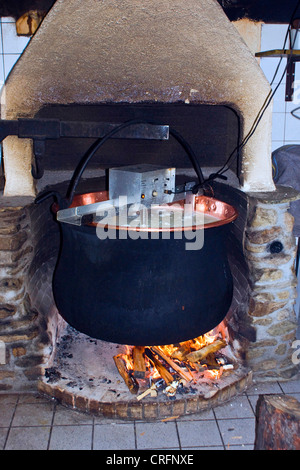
114,325,232,399
160,329,219,358
203,369,222,380
122,345,134,371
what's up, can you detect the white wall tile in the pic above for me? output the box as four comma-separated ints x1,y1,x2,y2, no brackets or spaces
2,22,29,54
285,112,300,141
260,57,287,84
0,57,4,89
286,76,300,111
261,24,290,50
272,83,287,112
272,141,284,152
261,23,300,148
0,21,3,55
289,106,300,120
1,17,16,23
0,18,30,88
272,113,286,141
260,23,289,85
3,54,21,80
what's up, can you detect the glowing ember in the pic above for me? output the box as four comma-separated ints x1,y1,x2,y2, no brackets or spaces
114,325,233,398
202,369,222,380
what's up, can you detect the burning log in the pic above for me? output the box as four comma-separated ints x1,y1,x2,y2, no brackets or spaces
152,346,193,382
113,332,229,398
205,353,221,368
132,346,146,379
113,354,139,395
171,342,191,361
137,383,158,401
145,348,173,385
186,339,227,363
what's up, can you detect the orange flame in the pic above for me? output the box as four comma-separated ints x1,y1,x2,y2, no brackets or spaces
120,324,228,386
121,345,134,370
159,328,222,360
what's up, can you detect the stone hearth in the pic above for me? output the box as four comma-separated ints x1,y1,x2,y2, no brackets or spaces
0,181,299,418
38,324,252,420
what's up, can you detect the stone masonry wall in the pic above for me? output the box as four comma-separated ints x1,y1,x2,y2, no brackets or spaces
0,197,60,391
244,187,300,381
211,182,252,360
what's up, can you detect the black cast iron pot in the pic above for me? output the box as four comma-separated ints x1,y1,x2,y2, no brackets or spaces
51,191,237,346
36,120,238,346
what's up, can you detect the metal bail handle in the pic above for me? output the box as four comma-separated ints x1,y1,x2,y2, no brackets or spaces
35,119,205,208
64,119,205,207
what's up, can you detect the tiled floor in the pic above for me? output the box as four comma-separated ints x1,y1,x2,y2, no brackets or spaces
0,379,299,450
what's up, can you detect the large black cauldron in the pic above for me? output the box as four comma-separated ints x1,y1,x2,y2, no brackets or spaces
36,120,237,346
52,192,237,346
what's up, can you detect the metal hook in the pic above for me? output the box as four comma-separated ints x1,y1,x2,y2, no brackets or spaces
31,140,45,179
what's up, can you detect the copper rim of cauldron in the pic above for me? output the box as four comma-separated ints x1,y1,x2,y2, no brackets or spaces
70,191,238,232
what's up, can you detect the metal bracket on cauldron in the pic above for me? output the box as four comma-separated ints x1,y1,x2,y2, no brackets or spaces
56,197,138,226
0,118,169,179
57,181,199,226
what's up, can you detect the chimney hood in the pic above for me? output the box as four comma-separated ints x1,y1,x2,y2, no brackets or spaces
0,0,275,196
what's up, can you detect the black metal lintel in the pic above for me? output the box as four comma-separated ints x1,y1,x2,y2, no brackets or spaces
0,118,169,180
0,118,169,143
